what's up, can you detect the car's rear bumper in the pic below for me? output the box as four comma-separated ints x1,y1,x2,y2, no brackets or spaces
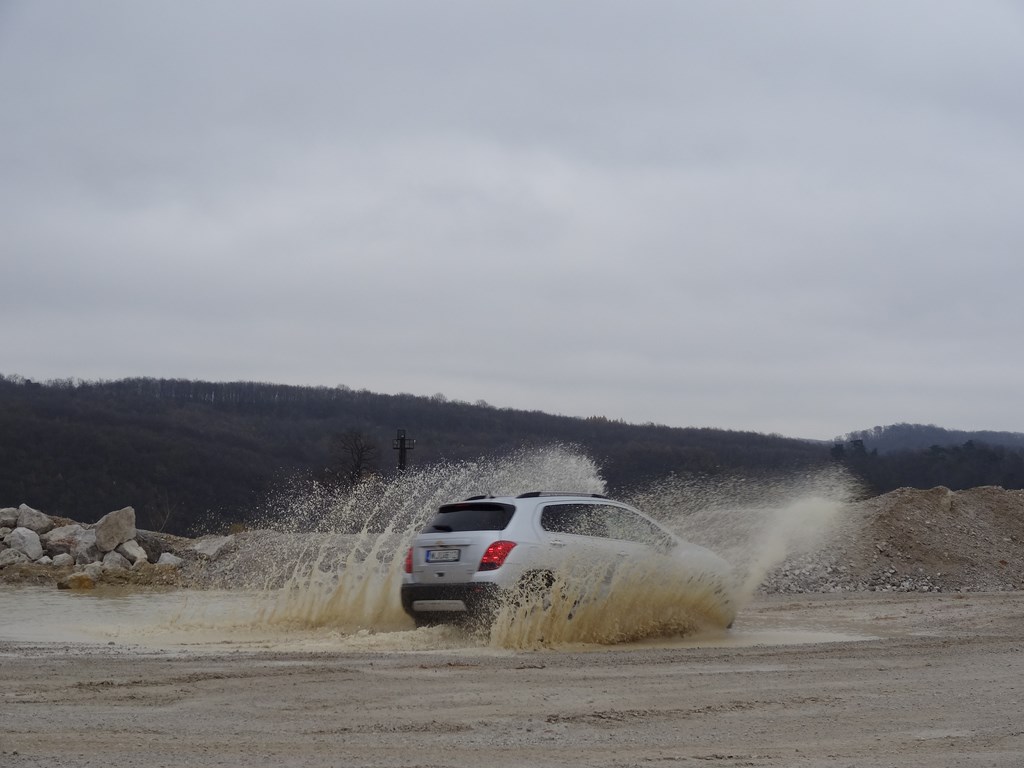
400,582,503,618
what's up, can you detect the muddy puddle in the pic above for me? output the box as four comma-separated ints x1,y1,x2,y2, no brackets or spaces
0,586,876,653
1,448,872,654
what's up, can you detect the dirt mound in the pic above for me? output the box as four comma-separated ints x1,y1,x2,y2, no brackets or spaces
763,485,1024,593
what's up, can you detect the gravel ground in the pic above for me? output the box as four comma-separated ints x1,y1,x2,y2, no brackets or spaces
2,591,1023,768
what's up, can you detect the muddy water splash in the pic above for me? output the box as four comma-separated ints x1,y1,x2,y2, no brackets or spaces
489,553,739,648
252,445,605,633
625,466,860,606
206,448,856,648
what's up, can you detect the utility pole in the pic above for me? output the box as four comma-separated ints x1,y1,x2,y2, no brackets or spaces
392,428,415,471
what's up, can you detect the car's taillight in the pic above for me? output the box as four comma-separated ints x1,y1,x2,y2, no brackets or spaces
478,540,516,571
403,547,413,574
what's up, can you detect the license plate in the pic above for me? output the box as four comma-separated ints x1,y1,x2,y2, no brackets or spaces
426,548,460,563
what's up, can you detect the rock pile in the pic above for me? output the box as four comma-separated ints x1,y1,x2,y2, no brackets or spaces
1,504,189,588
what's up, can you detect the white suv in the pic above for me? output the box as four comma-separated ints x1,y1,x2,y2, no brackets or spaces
401,491,736,628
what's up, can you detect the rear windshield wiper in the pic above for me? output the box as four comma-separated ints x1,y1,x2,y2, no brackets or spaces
429,524,453,532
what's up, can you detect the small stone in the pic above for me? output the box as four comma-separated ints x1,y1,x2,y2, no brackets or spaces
0,507,19,528
133,530,167,562
52,553,75,568
157,552,184,568
41,524,86,556
102,550,130,570
59,572,97,590
116,539,149,565
191,535,235,560
0,549,30,567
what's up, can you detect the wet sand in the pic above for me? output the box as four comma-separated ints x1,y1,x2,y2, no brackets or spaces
2,591,1023,767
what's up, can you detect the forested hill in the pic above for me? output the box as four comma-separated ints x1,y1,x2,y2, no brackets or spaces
0,375,828,535
6,375,1024,537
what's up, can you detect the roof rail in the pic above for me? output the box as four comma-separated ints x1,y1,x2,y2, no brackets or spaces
463,494,495,501
515,491,608,499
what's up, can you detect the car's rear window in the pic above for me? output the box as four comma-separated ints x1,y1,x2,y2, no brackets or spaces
423,502,516,532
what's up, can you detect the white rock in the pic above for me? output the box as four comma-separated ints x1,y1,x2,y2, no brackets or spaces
156,552,184,567
17,504,54,534
0,548,30,567
36,555,53,565
116,539,149,565
5,527,44,561
52,553,75,567
0,507,18,528
95,506,136,553
191,535,235,560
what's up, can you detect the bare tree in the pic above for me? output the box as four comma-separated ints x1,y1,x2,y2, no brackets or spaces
325,429,380,489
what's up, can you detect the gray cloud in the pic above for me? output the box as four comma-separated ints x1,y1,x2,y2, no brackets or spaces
3,1,1023,439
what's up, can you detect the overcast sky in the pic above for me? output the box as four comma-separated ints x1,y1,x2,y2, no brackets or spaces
2,1,1023,440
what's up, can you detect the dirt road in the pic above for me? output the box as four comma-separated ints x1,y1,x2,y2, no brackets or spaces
2,591,1022,767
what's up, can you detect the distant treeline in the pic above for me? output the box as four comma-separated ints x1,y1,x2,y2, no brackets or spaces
842,423,1024,454
2,375,1024,536
833,436,1024,494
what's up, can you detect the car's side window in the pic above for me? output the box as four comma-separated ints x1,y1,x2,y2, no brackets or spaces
540,503,608,538
603,507,673,549
541,503,671,549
